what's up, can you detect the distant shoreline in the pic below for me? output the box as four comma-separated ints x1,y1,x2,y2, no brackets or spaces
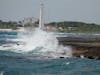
0,29,13,32
0,28,25,32
0,28,100,35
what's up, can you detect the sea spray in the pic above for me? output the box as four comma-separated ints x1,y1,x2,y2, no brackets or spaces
14,28,72,58
0,28,72,58
5,0,73,58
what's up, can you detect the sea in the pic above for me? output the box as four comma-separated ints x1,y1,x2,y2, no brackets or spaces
0,31,100,75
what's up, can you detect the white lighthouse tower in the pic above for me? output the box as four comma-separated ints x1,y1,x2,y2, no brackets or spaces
39,0,44,30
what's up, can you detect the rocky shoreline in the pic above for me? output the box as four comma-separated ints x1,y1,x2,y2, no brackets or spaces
57,37,100,59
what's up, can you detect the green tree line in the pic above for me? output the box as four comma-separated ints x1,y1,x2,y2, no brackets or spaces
0,20,100,33
47,21,100,33
0,20,18,29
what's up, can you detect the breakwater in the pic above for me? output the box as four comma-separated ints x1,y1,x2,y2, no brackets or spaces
57,37,100,59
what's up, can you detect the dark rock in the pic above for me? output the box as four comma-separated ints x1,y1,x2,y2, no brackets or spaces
57,37,100,60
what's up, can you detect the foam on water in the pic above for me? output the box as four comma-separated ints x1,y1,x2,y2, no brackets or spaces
0,28,72,58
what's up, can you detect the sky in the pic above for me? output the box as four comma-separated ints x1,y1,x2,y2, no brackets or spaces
0,0,100,24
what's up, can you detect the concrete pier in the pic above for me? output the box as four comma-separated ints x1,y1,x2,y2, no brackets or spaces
57,37,100,59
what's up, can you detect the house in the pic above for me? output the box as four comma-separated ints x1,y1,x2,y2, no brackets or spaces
67,27,78,30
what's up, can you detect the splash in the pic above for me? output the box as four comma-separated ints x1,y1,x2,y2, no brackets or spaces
9,0,72,58
0,28,72,58
11,28,72,58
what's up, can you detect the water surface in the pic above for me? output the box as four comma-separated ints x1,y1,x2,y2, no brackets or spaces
0,32,100,75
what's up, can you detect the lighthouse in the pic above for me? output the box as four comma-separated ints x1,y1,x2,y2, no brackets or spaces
39,0,44,30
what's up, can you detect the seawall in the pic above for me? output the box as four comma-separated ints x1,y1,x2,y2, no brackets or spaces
57,37,100,59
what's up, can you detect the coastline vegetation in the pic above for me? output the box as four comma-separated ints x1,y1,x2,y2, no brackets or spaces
47,21,100,33
0,20,20,30
0,20,100,33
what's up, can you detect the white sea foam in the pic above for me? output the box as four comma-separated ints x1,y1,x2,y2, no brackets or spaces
0,28,72,58
0,71,4,75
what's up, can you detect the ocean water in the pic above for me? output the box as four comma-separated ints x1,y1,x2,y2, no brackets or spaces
0,57,100,75
0,32,100,75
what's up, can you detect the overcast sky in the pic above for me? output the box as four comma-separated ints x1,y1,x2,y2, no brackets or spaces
0,0,100,24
